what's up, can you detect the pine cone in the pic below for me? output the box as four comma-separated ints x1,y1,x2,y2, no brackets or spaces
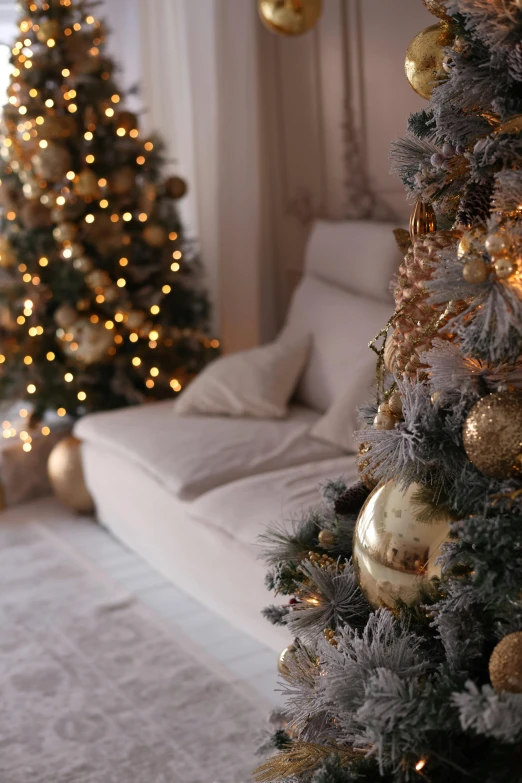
456,179,493,229
387,230,460,378
334,481,370,516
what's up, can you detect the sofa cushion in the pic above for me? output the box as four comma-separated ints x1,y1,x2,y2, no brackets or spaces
189,456,359,547
74,401,344,501
286,276,392,413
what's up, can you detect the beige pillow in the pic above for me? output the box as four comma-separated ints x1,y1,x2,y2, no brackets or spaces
175,331,311,419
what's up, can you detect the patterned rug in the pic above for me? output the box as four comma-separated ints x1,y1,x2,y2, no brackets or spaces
0,515,265,783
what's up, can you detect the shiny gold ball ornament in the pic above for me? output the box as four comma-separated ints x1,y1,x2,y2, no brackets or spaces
164,175,188,200
33,142,72,183
318,529,335,548
489,633,522,693
463,392,522,479
462,256,489,284
423,0,450,18
109,166,136,196
353,480,451,609
74,168,100,200
36,19,61,43
65,319,114,364
143,224,168,248
47,436,94,514
258,0,323,37
409,198,437,242
494,257,517,280
485,231,508,259
457,226,487,259
278,644,297,677
405,22,455,100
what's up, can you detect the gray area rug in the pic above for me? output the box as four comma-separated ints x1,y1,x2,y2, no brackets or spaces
0,518,265,783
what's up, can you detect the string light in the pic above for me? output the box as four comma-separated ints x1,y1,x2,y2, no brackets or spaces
105,107,115,118
47,352,55,361
39,257,48,267
105,321,114,330
19,409,28,418
136,156,145,165
57,408,66,417
68,104,78,113
129,129,139,138
415,760,426,772
66,171,76,180
100,199,109,208
47,38,56,48
116,278,126,287
42,426,50,436
149,330,159,341
146,379,154,389
64,373,73,382
116,128,126,137
84,131,93,140
98,178,107,187
17,316,26,325
90,315,99,324
110,214,119,223
170,379,182,392
62,68,71,77
150,367,159,377
139,213,148,222
36,116,44,125
114,334,123,344
23,356,32,365
44,99,54,108
129,333,138,343
162,285,171,294
132,357,141,366
173,251,182,260
150,305,160,315
23,443,32,452
144,141,154,151
27,384,36,394
57,196,66,205
86,154,95,164
0,355,4,364
111,94,120,103
85,214,95,224
119,257,128,267
210,339,220,349
171,262,180,272
73,22,82,31
39,140,48,148
86,15,95,24
77,391,86,401
96,294,105,303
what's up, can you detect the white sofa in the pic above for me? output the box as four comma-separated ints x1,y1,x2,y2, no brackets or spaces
75,220,401,652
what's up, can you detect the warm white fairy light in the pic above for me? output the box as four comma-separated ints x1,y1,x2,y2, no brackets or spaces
415,760,426,772
132,357,141,366
27,384,36,394
57,408,66,417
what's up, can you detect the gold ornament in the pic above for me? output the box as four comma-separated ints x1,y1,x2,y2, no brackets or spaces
383,331,398,374
278,644,297,677
53,222,78,243
143,224,168,248
489,633,522,693
463,392,522,479
353,480,451,610
405,22,454,100
164,175,188,200
494,257,517,279
0,236,16,268
318,529,335,548
33,142,72,183
457,226,487,259
74,169,100,199
20,201,52,229
409,198,437,242
485,231,508,259
36,19,61,43
423,0,450,18
66,319,114,364
387,390,403,417
48,436,94,514
108,166,136,196
258,0,323,37
357,442,379,491
114,110,138,133
54,304,78,329
462,256,489,284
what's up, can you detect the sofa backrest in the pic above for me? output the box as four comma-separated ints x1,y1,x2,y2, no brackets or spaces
286,219,402,413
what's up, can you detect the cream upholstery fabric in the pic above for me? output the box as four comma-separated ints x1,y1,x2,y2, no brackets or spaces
286,277,392,413
75,400,343,501
175,331,310,419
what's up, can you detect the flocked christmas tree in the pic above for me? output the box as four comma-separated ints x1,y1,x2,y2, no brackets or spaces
256,1,522,781
0,0,218,431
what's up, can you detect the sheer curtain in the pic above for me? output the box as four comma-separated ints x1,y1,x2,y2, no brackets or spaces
104,0,274,352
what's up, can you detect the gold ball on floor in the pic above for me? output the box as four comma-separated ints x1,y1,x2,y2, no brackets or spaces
463,392,522,479
405,22,454,100
353,480,451,610
277,644,297,677
490,633,522,693
48,436,94,514
258,0,323,37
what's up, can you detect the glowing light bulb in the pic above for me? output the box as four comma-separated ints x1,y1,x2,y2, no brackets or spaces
170,379,182,392
86,154,95,163
146,379,154,389
39,140,48,149
139,213,148,222
129,333,138,343
132,357,141,366
210,339,220,349
100,199,109,208
415,760,426,772
57,408,66,417
62,68,71,77
105,107,115,118
119,257,128,267
171,262,180,272
39,257,48,267
98,178,107,187
150,305,160,315
150,367,159,377
44,99,54,108
85,214,95,224
116,128,126,137
66,171,76,180
136,156,145,165
77,391,86,401
23,356,32,365
117,278,126,287
105,321,114,330
47,352,55,361
42,426,50,436
149,330,159,341
68,104,78,113
162,285,171,294
123,212,132,222
144,142,154,151
23,442,32,452
19,409,28,418
27,384,36,394
84,131,93,140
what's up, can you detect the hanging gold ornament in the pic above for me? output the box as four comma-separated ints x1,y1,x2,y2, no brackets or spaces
489,633,522,693
143,224,168,248
164,175,188,200
258,0,323,36
278,644,297,676
463,392,522,479
405,22,455,100
494,257,517,280
353,480,451,610
36,19,61,43
409,198,437,242
423,0,450,18
48,436,94,514
109,166,136,196
73,168,100,199
65,319,114,364
33,142,72,183
462,256,489,284
318,529,335,548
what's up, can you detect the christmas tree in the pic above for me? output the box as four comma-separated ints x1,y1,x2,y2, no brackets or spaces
0,0,218,429
256,1,522,781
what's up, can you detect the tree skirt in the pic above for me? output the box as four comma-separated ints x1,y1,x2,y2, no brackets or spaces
0,515,265,783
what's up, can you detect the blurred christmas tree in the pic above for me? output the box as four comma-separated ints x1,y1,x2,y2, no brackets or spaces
0,0,218,426
256,1,522,781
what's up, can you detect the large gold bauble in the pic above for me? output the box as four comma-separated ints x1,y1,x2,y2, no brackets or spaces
489,633,522,693
66,319,114,364
164,175,188,200
108,166,136,196
277,644,297,677
423,0,450,18
353,480,451,609
463,392,522,479
405,22,454,100
74,168,100,199
143,224,168,248
33,142,72,183
258,0,323,37
47,436,94,514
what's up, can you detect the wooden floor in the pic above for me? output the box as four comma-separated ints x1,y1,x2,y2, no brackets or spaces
9,496,284,708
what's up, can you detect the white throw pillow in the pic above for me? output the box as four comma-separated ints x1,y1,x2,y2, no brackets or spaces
175,331,311,419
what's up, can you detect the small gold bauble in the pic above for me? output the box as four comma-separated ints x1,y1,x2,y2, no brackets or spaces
485,231,508,259
423,0,450,18
462,256,489,284
277,644,297,677
54,304,78,329
33,142,72,183
143,224,168,248
164,175,188,200
387,390,403,417
36,19,61,43
457,226,486,259
47,435,94,514
463,392,522,479
409,198,437,242
405,22,455,100
494,257,517,280
53,222,78,244
489,633,522,693
353,480,451,610
66,319,113,364
373,411,396,431
74,168,100,199
108,166,136,196
258,0,323,37
318,529,335,548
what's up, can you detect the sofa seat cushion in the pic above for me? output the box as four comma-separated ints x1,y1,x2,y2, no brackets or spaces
75,401,345,501
188,456,359,547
